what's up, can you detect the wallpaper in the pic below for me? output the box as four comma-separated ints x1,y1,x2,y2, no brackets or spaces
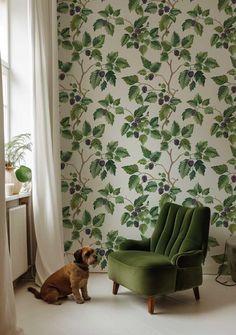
58,0,236,273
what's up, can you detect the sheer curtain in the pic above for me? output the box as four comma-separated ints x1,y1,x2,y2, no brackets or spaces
29,0,65,285
0,57,24,335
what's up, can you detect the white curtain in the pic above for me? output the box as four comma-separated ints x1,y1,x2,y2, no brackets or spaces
0,58,24,335
29,0,65,285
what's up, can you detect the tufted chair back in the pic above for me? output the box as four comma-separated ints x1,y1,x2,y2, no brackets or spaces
150,202,210,260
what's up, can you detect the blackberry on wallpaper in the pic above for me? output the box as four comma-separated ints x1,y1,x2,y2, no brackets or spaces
58,0,236,272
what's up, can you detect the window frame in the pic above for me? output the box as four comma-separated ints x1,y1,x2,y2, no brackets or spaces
2,61,10,141
0,0,10,142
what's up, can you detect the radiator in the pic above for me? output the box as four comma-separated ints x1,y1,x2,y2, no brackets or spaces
8,205,28,280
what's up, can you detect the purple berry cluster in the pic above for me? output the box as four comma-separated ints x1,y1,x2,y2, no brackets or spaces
130,117,142,139
231,86,236,94
59,72,65,80
99,159,106,167
99,70,106,78
156,0,170,16
130,206,145,226
69,181,81,195
69,1,81,16
221,28,231,49
131,26,143,50
85,228,91,235
231,175,236,183
158,183,170,195
69,91,81,106
59,77,81,105
84,49,91,57
174,138,180,146
219,116,233,139
148,73,154,80
174,49,180,57
158,93,170,106
142,175,147,182
220,206,233,228
98,248,105,256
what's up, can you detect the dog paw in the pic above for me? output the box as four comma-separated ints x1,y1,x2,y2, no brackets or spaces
76,299,84,304
84,296,91,301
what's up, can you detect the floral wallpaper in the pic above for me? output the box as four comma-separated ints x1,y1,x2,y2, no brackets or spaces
58,0,236,273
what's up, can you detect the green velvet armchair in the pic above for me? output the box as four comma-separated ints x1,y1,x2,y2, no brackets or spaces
108,202,210,314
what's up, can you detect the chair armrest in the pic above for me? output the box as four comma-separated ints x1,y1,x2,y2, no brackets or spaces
119,238,150,251
171,250,203,268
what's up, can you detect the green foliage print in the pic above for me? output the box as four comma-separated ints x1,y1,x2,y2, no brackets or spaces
58,0,236,272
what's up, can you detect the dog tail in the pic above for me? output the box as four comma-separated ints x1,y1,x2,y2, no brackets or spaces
28,287,42,299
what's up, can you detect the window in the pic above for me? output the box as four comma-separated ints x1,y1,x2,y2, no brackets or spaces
0,0,9,142
2,65,9,140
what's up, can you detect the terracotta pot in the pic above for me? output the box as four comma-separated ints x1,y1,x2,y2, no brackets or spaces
5,167,22,194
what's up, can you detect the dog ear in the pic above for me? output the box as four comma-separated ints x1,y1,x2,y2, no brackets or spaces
74,249,83,263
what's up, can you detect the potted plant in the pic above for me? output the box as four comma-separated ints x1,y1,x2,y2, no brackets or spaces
5,133,32,194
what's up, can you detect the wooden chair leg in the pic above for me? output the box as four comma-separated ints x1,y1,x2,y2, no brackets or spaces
193,287,200,300
112,282,119,295
147,296,155,314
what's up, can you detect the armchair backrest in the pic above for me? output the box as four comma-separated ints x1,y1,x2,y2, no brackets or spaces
150,203,210,260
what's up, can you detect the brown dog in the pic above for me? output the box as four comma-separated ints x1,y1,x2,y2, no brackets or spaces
28,247,97,304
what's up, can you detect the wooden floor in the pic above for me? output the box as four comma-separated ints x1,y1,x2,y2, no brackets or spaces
15,273,236,335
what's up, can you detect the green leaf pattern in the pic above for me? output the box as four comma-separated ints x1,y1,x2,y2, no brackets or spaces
58,0,236,272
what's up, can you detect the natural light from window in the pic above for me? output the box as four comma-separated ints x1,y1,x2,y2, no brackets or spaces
0,0,8,63
0,0,9,142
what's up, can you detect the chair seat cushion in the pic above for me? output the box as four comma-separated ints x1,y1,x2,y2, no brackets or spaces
110,250,173,268
108,251,177,296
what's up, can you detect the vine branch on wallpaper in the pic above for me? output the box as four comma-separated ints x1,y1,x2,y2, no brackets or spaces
124,107,135,116
61,173,74,182
167,149,184,185
67,73,81,89
168,149,184,165
155,163,169,177
160,0,180,41
197,15,223,29
72,1,91,41
161,22,172,42
66,161,85,186
72,29,79,42
212,18,223,27
77,60,93,97
213,197,224,205
123,18,134,27
139,82,162,92
77,149,95,186
65,162,81,177
155,73,169,86
77,238,84,248
72,119,80,132
167,60,182,95
59,84,72,92
73,203,83,220
161,61,183,130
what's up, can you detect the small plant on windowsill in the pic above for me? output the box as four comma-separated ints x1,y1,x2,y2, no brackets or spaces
5,133,32,194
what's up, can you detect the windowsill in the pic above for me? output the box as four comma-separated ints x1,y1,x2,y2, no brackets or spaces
6,191,31,202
